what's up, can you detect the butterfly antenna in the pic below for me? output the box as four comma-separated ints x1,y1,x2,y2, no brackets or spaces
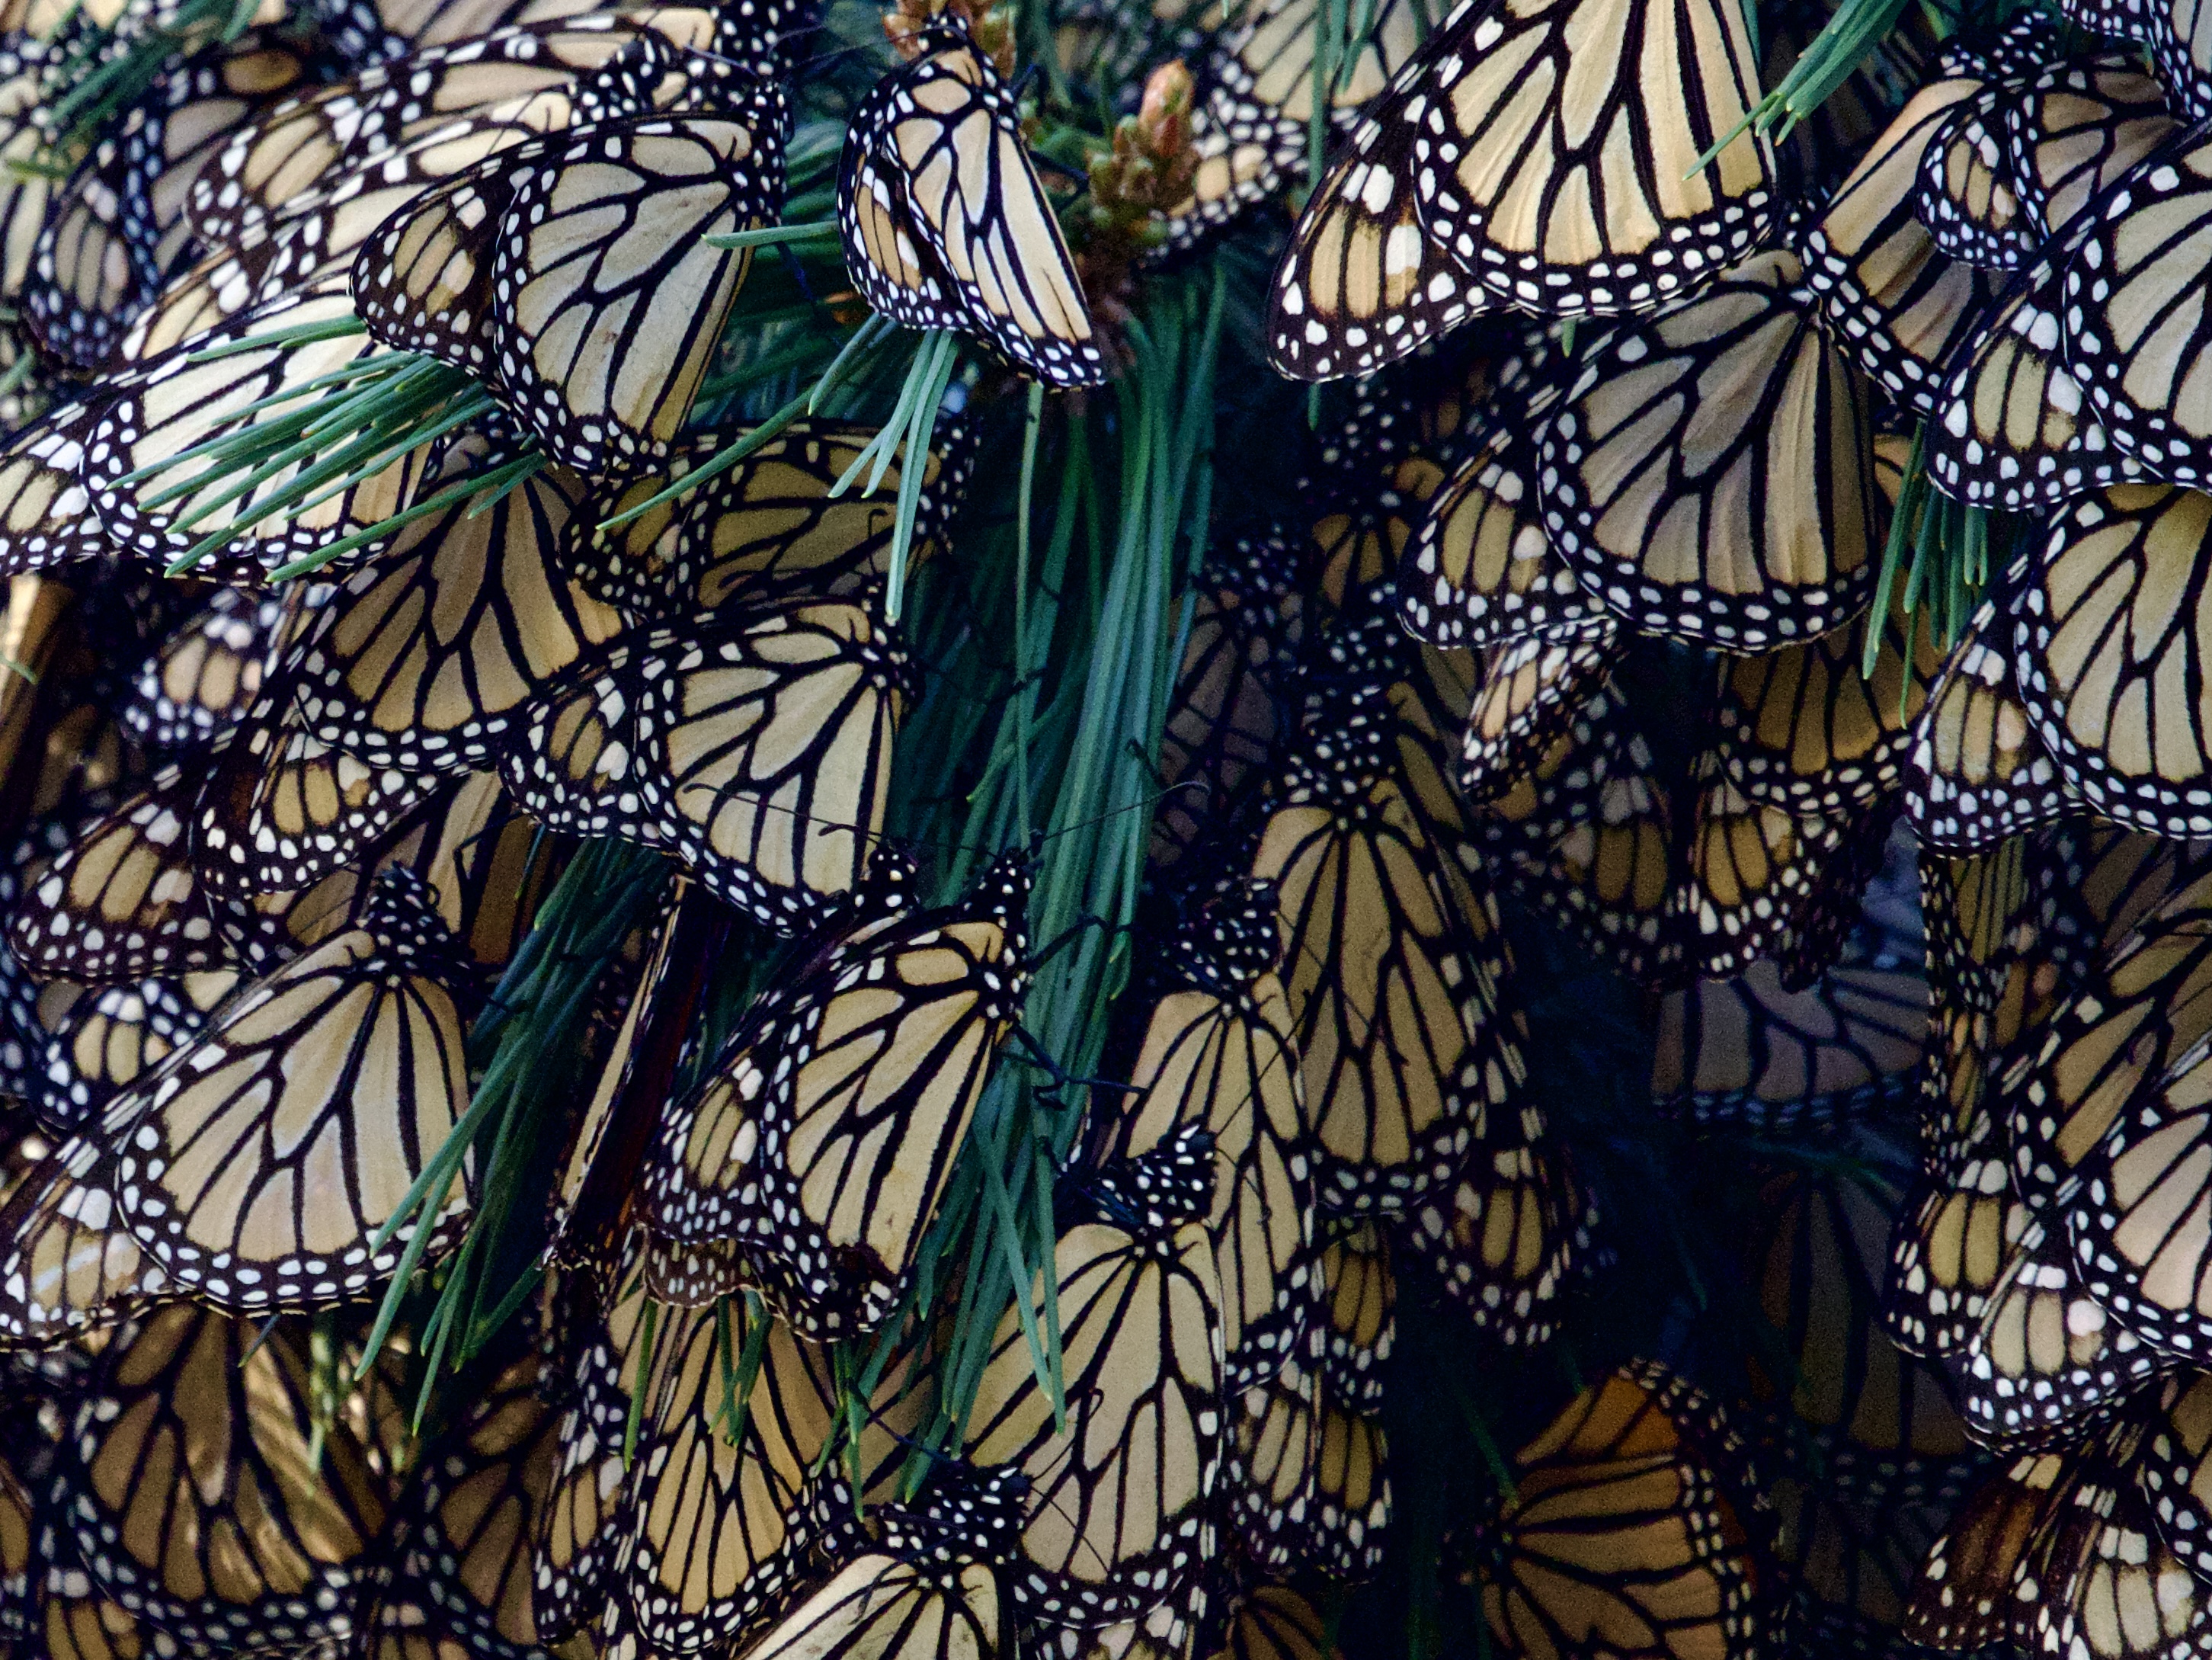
1010,1023,1141,1097
795,37,895,79
1026,912,1124,970
773,239,834,322
1033,779,1207,848
237,1312,283,1366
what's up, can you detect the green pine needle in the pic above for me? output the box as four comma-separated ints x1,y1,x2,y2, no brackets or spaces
885,332,961,623
1862,421,1925,680
624,1297,661,1469
704,220,839,249
1694,0,1913,168
595,384,813,531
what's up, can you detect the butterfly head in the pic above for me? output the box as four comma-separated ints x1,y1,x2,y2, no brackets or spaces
880,1460,1031,1565
1062,1122,1217,1234
361,864,465,973
1169,876,1281,996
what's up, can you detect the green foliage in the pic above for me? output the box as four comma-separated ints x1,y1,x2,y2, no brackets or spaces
355,838,669,1414
865,267,1225,1455
1868,421,1996,700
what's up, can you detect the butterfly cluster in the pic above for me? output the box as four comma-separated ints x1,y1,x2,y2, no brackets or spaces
17,0,2212,1650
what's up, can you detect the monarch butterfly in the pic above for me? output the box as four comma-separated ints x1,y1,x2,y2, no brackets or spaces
1944,9,2064,80
389,767,565,973
1653,962,1924,1132
963,1181,1224,1633
37,1532,197,1660
1884,1104,2031,1357
1162,0,1426,249
1913,834,2081,1174
1456,633,1620,803
1268,0,1775,380
0,415,135,582
1536,248,1879,653
1481,685,1879,988
321,0,608,59
76,279,456,578
2015,59,2176,239
24,39,316,370
1252,658,1520,1210
839,24,1105,387
1778,1522,1955,1660
2060,127,2212,486
1224,1358,1318,1572
120,585,283,751
531,1262,872,1649
364,1347,558,1660
616,1292,857,1650
1741,1154,1974,1495
0,45,53,311
2066,1029,2212,1360
1798,79,2009,417
530,1274,774,1655
0,428,186,582
1913,1421,2208,1660
1160,90,1307,255
1311,1221,1391,1414
531,1261,646,1641
11,763,552,988
501,601,911,932
1767,1479,1951,1656
2031,1482,2212,1660
1100,888,1316,1392
33,969,241,1131
0,1450,27,1647
2151,0,2212,121
1209,1585,1336,1660
2003,852,2212,1211
0,1120,165,1347
543,884,701,1265
1283,450,1447,625
642,856,1027,1335
1398,425,1609,654
130,72,703,367
1922,209,2146,512
11,764,233,982
1407,1129,1593,1346
568,416,978,619
1958,1209,2170,1455
2009,486,2212,835
1915,77,2041,270
1151,540,1302,871
54,1303,392,1651
2041,827,2212,971
290,464,624,774
1296,1385,1392,1582
357,107,786,476
193,690,448,899
1359,620,1491,885
1467,1363,1776,1660
1260,98,1487,384
735,1465,1029,1660
1711,572,1944,812
98,866,472,1311
1899,1433,2102,1647
184,13,732,247
1904,593,2082,854
2137,1373,2212,1579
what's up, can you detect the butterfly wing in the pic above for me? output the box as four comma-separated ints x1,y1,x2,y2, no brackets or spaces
856,29,1106,386
488,111,788,473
